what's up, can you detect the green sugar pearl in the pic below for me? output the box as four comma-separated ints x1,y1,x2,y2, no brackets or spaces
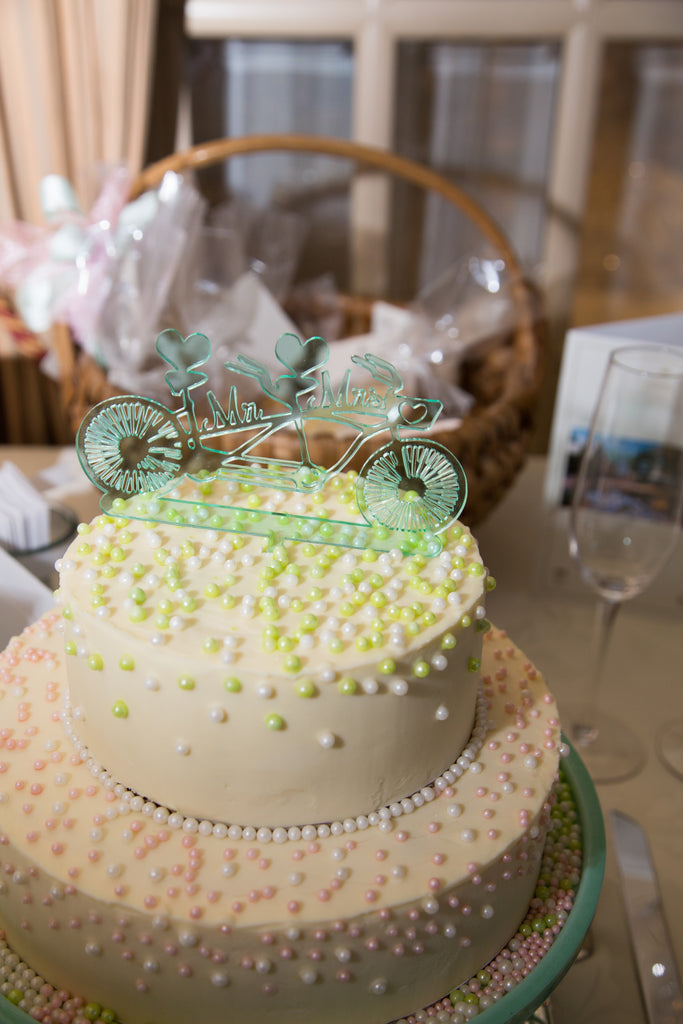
203,637,220,654
88,653,104,671
128,606,146,623
413,660,430,678
224,676,242,693
112,700,129,719
468,656,481,673
119,655,135,672
338,677,357,695
64,640,77,656
295,679,316,698
129,587,146,605
378,658,396,675
467,562,485,577
283,654,301,673
221,594,236,610
485,575,497,591
265,713,285,731
178,675,196,691
441,633,457,650
328,637,343,654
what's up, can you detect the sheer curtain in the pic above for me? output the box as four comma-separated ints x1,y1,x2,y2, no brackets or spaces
0,0,158,223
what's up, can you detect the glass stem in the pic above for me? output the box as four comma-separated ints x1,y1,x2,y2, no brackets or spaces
591,597,621,699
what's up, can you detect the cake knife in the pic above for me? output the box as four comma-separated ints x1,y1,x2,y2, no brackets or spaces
611,810,683,1024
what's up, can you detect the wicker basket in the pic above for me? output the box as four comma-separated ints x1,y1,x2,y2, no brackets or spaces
53,134,546,526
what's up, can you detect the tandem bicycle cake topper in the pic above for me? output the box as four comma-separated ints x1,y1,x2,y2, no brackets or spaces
76,330,467,555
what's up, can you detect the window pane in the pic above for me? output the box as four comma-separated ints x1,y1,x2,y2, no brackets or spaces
186,38,354,281
393,41,560,294
573,43,683,325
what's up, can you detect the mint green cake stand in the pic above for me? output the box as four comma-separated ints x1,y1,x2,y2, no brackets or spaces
0,739,605,1024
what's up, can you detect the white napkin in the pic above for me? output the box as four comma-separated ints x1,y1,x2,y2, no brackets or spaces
0,544,54,648
0,462,50,551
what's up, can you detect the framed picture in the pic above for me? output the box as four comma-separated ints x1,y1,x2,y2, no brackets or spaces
545,312,683,508
540,312,683,610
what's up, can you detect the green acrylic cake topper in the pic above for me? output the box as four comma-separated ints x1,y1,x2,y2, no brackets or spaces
76,330,467,555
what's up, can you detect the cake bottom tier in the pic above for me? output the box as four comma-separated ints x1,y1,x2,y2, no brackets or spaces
0,620,562,1024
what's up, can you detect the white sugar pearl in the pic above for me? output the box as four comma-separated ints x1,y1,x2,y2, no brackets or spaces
362,678,379,695
524,755,538,769
431,654,447,671
317,730,335,749
175,741,190,756
257,685,274,699
435,705,449,721
460,829,476,842
447,803,463,818
389,679,408,696
208,706,226,723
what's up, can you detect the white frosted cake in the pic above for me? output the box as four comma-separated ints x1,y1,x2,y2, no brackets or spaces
0,474,563,1024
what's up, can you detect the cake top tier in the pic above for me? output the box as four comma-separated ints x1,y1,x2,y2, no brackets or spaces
56,474,489,827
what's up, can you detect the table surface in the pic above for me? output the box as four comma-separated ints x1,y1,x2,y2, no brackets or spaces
1,445,682,1024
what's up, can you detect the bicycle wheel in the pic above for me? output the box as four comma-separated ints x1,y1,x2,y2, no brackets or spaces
77,397,188,497
357,440,467,533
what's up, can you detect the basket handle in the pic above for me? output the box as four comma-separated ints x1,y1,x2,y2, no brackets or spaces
130,133,523,278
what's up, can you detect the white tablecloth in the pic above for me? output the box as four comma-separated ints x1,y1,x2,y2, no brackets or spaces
1,446,682,1023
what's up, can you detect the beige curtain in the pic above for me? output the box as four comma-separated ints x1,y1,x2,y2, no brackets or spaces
0,0,158,224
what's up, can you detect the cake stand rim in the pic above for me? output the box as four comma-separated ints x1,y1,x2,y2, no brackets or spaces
471,734,607,1024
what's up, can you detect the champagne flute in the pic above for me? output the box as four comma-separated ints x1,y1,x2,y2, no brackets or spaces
566,344,683,783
